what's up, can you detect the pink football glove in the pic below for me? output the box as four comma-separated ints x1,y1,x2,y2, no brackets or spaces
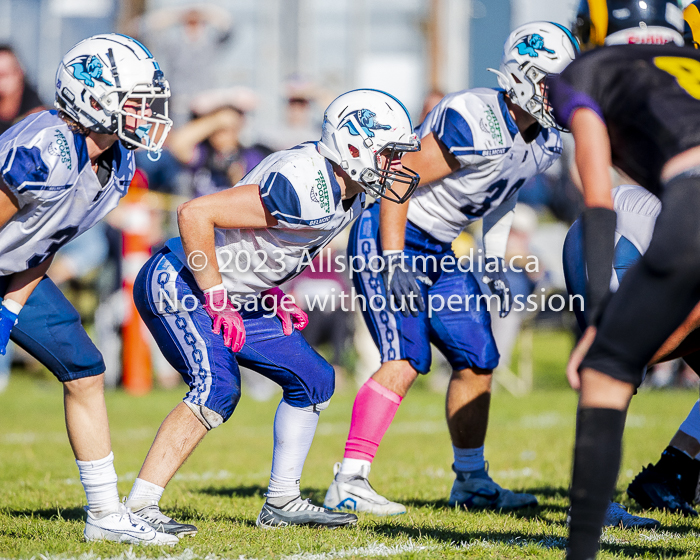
263,286,308,336
203,288,245,351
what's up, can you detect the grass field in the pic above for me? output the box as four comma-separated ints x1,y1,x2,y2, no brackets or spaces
2,330,700,559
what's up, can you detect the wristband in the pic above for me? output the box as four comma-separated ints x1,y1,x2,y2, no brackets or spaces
203,283,225,294
2,299,23,315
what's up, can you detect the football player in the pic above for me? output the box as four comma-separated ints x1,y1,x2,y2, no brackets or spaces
548,1,700,558
565,183,700,523
124,89,421,532
0,35,175,544
323,22,577,515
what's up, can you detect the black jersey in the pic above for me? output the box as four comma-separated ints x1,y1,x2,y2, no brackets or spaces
549,44,700,194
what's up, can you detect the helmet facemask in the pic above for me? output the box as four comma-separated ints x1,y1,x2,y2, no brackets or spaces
115,82,172,152
359,139,421,204
520,63,558,130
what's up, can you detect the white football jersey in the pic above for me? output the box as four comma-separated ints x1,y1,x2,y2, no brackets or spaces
407,88,562,243
167,142,365,297
610,184,661,291
0,110,133,276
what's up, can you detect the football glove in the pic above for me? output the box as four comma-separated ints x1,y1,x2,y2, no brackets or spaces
0,302,19,355
382,251,428,318
203,287,245,351
262,286,308,335
482,256,512,318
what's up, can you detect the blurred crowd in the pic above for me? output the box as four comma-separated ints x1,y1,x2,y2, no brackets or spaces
0,4,690,396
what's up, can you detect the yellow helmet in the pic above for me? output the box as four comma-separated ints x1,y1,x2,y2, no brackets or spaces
685,1,700,48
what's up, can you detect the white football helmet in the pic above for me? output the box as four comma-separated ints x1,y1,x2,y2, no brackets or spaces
55,34,172,152
317,89,420,203
489,22,579,129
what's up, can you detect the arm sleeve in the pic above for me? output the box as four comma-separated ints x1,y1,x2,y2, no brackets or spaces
583,207,617,325
482,193,518,258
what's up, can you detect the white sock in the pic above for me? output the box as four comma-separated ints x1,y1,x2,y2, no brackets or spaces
126,477,165,510
266,399,320,499
453,445,486,473
339,458,371,476
76,451,120,517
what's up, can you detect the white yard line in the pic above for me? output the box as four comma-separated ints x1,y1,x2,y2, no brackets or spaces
4,542,435,560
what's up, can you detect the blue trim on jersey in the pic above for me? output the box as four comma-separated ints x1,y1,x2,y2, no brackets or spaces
111,143,122,172
613,235,642,283
325,158,342,207
450,147,510,157
72,132,90,171
550,22,580,53
439,108,474,153
20,183,74,192
260,171,304,222
2,146,50,190
497,91,519,138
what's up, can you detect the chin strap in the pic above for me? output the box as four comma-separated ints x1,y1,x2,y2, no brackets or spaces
147,149,162,162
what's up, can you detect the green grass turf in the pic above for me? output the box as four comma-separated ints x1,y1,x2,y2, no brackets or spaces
2,330,700,558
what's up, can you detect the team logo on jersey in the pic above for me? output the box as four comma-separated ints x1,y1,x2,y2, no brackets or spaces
47,130,72,170
68,55,113,87
480,106,504,146
310,170,331,213
340,109,392,137
515,34,555,57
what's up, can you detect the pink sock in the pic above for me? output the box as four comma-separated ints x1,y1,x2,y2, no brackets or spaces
344,378,403,462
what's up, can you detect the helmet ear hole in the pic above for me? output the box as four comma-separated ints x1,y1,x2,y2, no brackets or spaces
348,144,359,158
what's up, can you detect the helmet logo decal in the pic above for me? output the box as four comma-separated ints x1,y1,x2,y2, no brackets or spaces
68,55,113,87
340,109,392,137
516,34,555,57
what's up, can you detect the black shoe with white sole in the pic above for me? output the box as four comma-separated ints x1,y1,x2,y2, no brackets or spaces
256,496,358,528
131,503,198,537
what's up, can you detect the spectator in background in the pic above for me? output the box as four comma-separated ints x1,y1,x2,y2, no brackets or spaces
131,3,234,126
168,87,271,199
0,45,43,135
258,76,324,151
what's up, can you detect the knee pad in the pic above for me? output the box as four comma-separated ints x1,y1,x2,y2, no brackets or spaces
185,401,225,430
294,398,331,413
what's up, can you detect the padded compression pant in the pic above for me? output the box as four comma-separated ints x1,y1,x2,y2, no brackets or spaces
581,172,700,386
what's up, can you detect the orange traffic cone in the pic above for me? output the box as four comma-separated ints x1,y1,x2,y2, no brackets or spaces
121,170,153,395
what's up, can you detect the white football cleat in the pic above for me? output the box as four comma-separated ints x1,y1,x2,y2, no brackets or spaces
84,504,179,545
324,462,406,516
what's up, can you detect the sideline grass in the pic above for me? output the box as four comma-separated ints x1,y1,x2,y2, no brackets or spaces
2,360,700,558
